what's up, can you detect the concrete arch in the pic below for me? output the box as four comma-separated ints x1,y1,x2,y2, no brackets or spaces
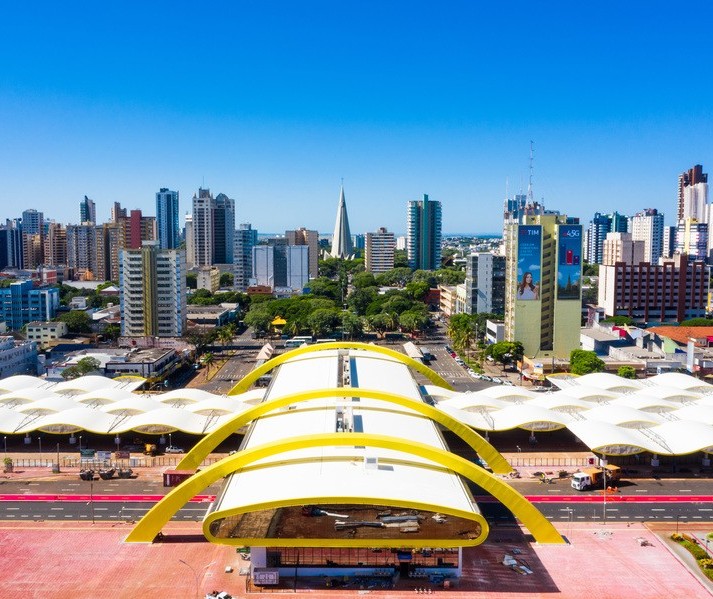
227,342,452,395
126,432,564,545
176,387,513,475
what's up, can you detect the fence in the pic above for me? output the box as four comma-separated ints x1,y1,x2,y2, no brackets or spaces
7,456,223,469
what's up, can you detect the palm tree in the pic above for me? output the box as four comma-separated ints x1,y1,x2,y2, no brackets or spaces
201,352,215,372
217,326,233,349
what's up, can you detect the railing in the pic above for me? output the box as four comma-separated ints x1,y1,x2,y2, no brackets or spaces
7,456,223,469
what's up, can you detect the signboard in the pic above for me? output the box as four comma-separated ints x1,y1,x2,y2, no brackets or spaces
516,226,542,301
557,225,582,300
96,451,112,461
253,568,280,586
115,451,130,460
79,449,96,458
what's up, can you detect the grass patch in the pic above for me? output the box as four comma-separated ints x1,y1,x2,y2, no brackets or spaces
671,533,713,581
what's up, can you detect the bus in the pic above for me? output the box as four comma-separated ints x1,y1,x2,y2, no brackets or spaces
285,336,313,348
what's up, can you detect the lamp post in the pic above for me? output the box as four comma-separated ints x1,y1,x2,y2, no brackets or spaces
676,514,681,534
90,479,95,524
79,435,82,451
38,436,42,464
601,456,607,526
169,433,172,448
178,558,199,598
3,436,6,458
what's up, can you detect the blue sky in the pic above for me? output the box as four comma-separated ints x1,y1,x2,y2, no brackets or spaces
1,2,712,235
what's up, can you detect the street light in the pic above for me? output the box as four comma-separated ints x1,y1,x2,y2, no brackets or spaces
3,436,6,458
38,436,42,464
169,433,172,447
676,514,681,534
178,559,199,598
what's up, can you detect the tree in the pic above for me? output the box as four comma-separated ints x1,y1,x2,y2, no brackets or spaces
219,272,234,288
405,281,430,301
307,277,340,302
394,249,409,268
216,324,235,347
61,357,101,380
569,350,605,375
103,323,121,341
487,341,524,369
244,310,272,337
679,318,713,327
435,268,466,285
351,271,377,289
59,310,92,333
367,313,392,338
341,312,364,340
201,352,215,371
186,273,197,290
307,308,340,338
601,316,634,326
617,365,637,379
375,267,413,287
399,311,430,336
347,287,378,316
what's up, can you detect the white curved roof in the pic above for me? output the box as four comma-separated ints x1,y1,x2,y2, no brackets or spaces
0,375,50,392
581,405,664,428
554,385,617,402
574,372,644,392
625,387,700,403
649,372,713,392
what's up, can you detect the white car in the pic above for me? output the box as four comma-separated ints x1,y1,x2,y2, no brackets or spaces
164,445,185,454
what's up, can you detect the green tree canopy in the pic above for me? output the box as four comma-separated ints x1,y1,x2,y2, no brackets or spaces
61,357,101,380
570,350,606,375
341,312,364,340
351,271,377,289
679,318,713,327
58,310,92,333
617,365,637,379
601,316,634,326
219,272,234,287
307,308,341,338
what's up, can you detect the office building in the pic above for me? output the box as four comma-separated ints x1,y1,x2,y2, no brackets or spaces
43,222,67,267
80,196,96,224
0,280,59,330
678,164,708,221
0,336,38,378
66,224,98,278
365,227,396,274
504,212,582,358
407,194,442,270
630,208,664,264
191,188,235,266
196,266,220,293
602,232,645,266
464,253,506,315
585,212,628,265
599,253,708,322
352,233,365,251
22,233,43,269
0,220,23,269
252,245,309,292
662,225,676,260
675,219,709,262
111,201,127,222
184,214,194,268
119,242,187,337
21,209,43,235
121,209,156,250
331,186,354,258
286,228,319,279
95,221,122,281
233,223,257,292
156,188,180,250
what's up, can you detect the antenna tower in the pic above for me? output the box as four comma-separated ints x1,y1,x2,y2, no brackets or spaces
527,140,534,204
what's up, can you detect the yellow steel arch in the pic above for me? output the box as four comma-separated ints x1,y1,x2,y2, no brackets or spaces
126,432,564,545
176,387,512,475
228,342,452,395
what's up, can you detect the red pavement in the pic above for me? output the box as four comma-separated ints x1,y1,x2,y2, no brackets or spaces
0,520,711,598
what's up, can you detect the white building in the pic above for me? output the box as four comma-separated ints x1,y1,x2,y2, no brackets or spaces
25,321,68,348
252,245,309,292
630,208,664,264
602,232,645,266
464,253,505,315
196,266,220,293
0,336,38,378
365,227,395,273
120,242,187,337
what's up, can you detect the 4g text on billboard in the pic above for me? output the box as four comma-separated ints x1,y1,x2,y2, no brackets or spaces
557,224,582,300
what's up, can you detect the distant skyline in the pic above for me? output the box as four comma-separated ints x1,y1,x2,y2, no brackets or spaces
1,2,712,234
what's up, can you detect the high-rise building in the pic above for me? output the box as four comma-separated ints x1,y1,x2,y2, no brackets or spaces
234,223,258,292
662,225,676,260
111,201,127,223
95,222,122,281
286,228,319,279
213,193,235,264
0,280,59,330
630,208,664,264
21,209,43,235
252,245,309,292
66,224,98,277
122,209,157,250
80,196,96,225
43,222,67,266
119,241,187,337
191,188,236,266
156,188,180,250
184,214,194,269
678,164,708,221
464,253,506,315
585,212,628,264
602,232,645,266
599,253,708,322
504,213,582,358
407,194,442,270
675,219,708,262
0,220,23,269
365,227,396,274
331,186,353,258
352,234,366,252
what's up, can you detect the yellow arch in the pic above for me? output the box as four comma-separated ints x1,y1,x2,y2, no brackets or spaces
126,433,564,545
176,387,512,475
228,342,452,395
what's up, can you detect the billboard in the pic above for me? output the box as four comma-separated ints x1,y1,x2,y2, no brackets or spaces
557,224,582,300
516,225,542,301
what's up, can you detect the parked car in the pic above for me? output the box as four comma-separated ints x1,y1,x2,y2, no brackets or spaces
164,446,185,454
492,377,503,384
503,380,515,386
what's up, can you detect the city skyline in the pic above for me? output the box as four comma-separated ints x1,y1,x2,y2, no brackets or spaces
1,3,712,233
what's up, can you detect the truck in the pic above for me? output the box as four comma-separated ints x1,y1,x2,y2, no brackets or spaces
571,465,621,491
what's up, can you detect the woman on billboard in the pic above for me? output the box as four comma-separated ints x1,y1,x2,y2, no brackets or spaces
517,272,539,300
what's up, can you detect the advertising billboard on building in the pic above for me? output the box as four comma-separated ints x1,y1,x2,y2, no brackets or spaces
557,224,582,300
517,226,542,301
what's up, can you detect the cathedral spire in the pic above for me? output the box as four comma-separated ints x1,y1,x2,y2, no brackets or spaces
330,184,354,258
